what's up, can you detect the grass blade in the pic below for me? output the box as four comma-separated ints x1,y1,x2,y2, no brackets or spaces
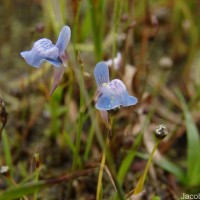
0,167,98,200
0,181,45,200
2,130,13,175
177,90,200,186
136,152,186,184
117,133,142,186
84,123,95,161
87,0,103,60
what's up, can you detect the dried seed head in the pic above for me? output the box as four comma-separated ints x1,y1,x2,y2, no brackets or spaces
155,124,168,139
0,165,10,176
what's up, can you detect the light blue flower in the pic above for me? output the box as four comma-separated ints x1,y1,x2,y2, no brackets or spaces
94,62,138,111
20,26,71,68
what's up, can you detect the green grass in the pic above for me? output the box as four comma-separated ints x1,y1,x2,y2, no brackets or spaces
2,130,13,175
1,0,200,199
177,90,200,187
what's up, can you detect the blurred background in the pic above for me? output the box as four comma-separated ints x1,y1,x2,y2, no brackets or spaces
0,0,200,199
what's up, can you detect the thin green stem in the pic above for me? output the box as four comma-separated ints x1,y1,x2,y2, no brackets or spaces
72,111,84,170
87,0,102,60
7,174,29,200
112,0,122,59
2,131,13,175
84,123,95,161
33,168,39,200
72,66,85,170
96,135,110,200
72,0,82,52
34,153,40,200
134,140,160,195
68,65,85,197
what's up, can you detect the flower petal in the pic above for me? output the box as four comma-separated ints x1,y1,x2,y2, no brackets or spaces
99,79,137,108
20,50,44,68
94,62,110,87
122,92,138,107
95,93,120,110
33,38,59,58
21,38,60,68
56,26,71,54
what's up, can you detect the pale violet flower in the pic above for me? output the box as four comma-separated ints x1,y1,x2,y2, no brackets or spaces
21,26,71,68
94,61,138,111
20,26,71,95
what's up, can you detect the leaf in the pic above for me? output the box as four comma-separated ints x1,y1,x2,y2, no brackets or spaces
117,106,155,186
2,130,13,175
155,158,186,184
177,90,200,186
117,133,143,186
0,181,45,200
136,152,186,184
0,168,98,200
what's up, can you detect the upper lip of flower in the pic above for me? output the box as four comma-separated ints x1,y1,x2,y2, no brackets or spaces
20,26,71,68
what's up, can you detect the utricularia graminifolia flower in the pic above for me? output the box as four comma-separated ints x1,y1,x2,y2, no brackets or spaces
94,62,138,111
21,26,71,68
20,26,71,94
